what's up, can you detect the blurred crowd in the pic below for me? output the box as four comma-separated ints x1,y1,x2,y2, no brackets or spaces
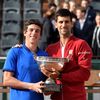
39,0,100,57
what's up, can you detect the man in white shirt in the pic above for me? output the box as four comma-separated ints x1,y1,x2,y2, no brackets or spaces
73,6,95,47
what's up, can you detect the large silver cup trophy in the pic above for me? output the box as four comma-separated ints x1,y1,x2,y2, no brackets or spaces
34,56,69,92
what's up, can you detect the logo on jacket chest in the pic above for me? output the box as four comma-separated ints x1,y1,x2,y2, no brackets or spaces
66,50,73,60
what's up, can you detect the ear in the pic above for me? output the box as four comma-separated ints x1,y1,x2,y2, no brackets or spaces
54,21,57,28
23,31,26,36
70,20,74,28
71,22,74,28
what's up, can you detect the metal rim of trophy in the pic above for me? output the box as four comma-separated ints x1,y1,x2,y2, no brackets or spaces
34,56,69,63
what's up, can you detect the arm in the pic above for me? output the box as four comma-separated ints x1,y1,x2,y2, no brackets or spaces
3,48,45,93
61,67,90,83
61,41,92,83
3,71,45,93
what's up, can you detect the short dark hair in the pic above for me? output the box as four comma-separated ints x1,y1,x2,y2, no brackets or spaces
96,11,100,16
55,9,72,22
81,0,89,2
23,19,43,35
76,6,86,14
48,3,57,8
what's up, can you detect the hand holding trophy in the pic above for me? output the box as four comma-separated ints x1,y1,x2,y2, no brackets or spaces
40,62,63,78
34,56,69,93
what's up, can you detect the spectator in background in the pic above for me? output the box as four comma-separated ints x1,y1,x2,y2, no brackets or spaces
92,12,100,56
62,1,69,10
73,6,95,47
3,19,48,100
69,0,76,14
38,3,59,50
62,1,77,29
48,3,57,13
47,0,54,5
69,0,77,24
81,0,96,22
41,9,92,100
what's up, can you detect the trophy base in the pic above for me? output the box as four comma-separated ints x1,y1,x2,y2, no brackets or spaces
43,84,62,92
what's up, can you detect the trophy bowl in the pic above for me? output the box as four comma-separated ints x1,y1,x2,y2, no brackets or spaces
34,56,69,92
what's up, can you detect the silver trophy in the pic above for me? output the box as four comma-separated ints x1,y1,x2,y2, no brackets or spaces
34,56,69,92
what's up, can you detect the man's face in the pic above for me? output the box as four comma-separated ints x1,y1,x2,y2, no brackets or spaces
96,15,100,26
55,16,72,37
76,9,85,19
81,0,88,9
69,1,76,12
24,24,41,45
63,3,69,10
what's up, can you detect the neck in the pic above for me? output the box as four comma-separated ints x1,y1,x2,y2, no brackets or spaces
97,25,100,27
60,34,71,46
80,17,85,20
25,42,37,53
30,46,37,53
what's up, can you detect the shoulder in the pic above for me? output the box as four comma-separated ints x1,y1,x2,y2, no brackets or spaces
72,36,91,48
75,37,92,52
7,45,23,58
45,42,60,56
74,37,86,44
76,38,87,45
72,36,93,58
11,45,23,52
46,42,59,51
71,35,84,42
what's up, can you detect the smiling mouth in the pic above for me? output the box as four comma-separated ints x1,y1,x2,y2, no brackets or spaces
62,29,67,32
30,36,37,38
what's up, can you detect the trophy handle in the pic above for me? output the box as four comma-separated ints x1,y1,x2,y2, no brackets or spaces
45,77,56,84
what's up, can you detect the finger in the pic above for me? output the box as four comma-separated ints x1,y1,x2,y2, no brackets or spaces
51,68,56,72
38,89,43,93
36,88,43,93
40,64,45,68
40,66,46,71
39,81,45,86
